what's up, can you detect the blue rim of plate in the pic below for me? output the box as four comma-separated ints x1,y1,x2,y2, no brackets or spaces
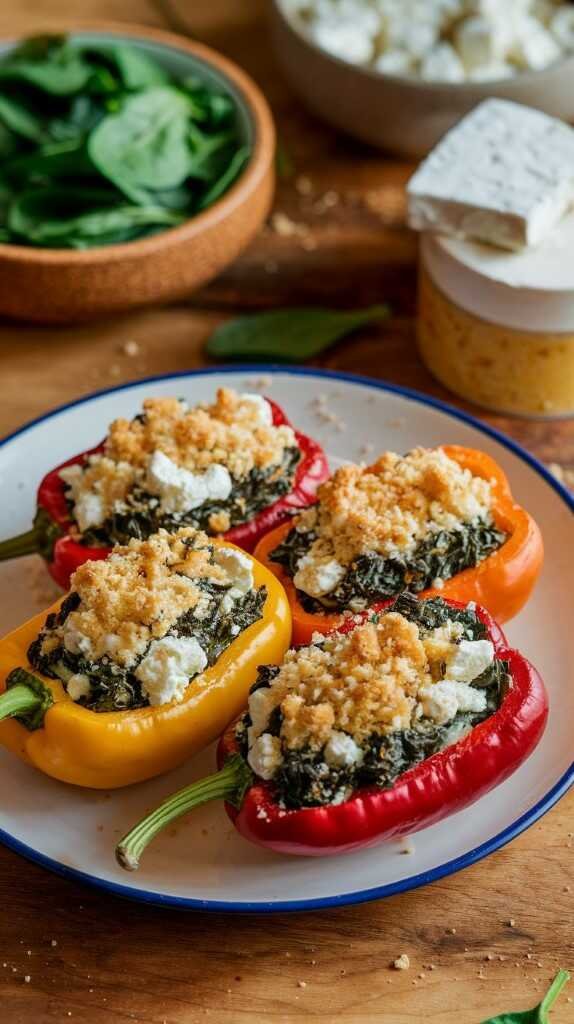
0,365,572,913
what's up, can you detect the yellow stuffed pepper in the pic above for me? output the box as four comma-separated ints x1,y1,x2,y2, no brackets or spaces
0,527,291,789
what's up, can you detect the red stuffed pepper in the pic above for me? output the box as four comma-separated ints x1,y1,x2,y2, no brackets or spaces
254,445,543,641
116,592,548,866
0,388,328,589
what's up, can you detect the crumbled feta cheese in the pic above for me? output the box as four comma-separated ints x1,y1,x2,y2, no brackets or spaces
135,635,207,706
311,17,375,65
509,14,562,69
446,639,494,682
248,733,283,780
63,620,95,659
146,451,232,514
419,679,487,724
239,393,273,425
291,0,572,81
214,547,254,595
73,493,105,532
454,15,511,70
324,731,364,768
293,554,346,598
66,673,91,701
248,687,276,734
419,42,465,81
551,8,574,51
408,99,574,251
373,49,415,76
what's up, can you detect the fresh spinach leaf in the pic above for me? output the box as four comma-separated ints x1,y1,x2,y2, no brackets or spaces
197,145,249,210
88,86,194,202
0,34,249,247
0,93,46,141
0,38,93,95
480,970,570,1023
206,305,391,362
105,45,169,90
8,187,183,246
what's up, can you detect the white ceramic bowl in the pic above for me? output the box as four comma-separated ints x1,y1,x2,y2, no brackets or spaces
271,0,574,157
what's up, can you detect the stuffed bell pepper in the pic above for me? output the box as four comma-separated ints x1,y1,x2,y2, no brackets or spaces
254,445,543,644
0,527,291,788
116,592,547,864
0,388,328,589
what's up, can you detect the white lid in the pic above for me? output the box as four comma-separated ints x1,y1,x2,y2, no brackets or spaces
422,216,574,333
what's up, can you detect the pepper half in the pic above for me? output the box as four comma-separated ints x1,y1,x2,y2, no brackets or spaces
0,543,291,789
115,598,548,866
253,445,544,644
0,398,329,590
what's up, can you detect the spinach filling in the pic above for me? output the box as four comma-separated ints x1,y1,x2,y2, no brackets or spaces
270,517,507,613
28,584,266,713
74,445,301,547
238,594,509,810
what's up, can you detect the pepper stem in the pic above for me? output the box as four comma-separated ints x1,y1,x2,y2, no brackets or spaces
540,970,570,1014
0,669,54,731
0,528,40,561
116,755,252,872
0,684,42,720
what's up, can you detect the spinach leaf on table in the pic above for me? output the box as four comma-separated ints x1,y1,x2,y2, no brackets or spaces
206,305,391,362
481,971,570,1023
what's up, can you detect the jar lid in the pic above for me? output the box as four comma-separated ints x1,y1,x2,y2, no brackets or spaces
422,216,574,333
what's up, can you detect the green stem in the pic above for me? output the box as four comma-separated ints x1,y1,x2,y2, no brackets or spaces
116,755,252,872
0,683,42,720
0,528,40,561
540,970,570,1015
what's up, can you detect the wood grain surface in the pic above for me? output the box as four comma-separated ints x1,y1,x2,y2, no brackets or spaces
0,2,572,1022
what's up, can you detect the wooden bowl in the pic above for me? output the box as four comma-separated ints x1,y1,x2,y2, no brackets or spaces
0,22,275,323
271,0,574,157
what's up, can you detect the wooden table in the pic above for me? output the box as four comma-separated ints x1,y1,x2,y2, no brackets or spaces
0,2,572,1022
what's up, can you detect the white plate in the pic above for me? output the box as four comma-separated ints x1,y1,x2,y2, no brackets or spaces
0,368,572,912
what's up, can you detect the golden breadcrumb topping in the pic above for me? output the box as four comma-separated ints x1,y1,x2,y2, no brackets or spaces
248,612,466,752
296,447,493,570
55,528,229,668
105,388,295,479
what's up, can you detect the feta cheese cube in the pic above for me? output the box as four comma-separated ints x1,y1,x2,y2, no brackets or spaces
419,42,465,81
214,546,254,595
446,639,494,682
324,731,365,767
467,61,515,81
66,673,91,702
407,99,574,250
509,14,562,69
135,635,207,706
146,451,232,514
293,554,346,597
239,393,273,425
374,49,415,76
311,18,375,65
454,16,511,70
550,7,574,51
419,678,487,724
248,733,283,780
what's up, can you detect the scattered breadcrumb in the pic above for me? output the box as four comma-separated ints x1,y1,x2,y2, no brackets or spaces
393,954,410,971
507,919,516,928
24,976,31,984
121,340,140,357
297,980,307,988
295,175,313,196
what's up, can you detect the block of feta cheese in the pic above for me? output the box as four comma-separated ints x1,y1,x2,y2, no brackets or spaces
407,99,574,251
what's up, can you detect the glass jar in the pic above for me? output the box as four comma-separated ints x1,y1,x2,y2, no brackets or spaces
417,232,574,418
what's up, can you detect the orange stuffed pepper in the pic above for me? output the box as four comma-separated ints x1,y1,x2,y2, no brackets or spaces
254,445,542,646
